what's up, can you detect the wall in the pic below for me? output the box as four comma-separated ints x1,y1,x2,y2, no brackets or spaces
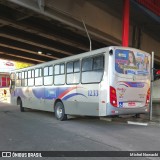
141,33,160,54
48,0,159,52
153,79,160,102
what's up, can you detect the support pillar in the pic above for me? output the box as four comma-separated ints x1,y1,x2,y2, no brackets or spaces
122,0,130,47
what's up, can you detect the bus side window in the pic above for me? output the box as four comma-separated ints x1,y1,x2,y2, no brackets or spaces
93,55,104,70
35,68,43,86
81,55,104,84
21,71,25,86
44,67,49,76
16,72,21,87
28,70,34,86
54,64,65,85
24,71,28,86
67,60,80,84
21,71,28,87
82,58,93,71
43,66,53,85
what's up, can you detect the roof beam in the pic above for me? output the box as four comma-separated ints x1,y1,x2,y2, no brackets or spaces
0,37,60,59
0,52,41,64
0,46,48,62
0,16,88,52
0,30,73,57
7,0,120,45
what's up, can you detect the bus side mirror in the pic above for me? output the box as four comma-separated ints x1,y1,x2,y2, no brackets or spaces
154,69,160,81
109,49,113,55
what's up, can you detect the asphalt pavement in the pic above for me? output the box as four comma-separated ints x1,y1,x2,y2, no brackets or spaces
0,102,160,160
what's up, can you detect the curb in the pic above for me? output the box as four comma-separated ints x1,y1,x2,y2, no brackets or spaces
100,117,160,127
127,121,148,126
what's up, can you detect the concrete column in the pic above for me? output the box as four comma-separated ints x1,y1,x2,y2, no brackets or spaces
122,0,130,47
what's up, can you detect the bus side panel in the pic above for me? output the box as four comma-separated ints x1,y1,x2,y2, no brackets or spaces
10,91,17,105
76,84,99,116
98,81,108,116
63,101,78,114
98,52,109,116
60,84,99,116
60,85,78,115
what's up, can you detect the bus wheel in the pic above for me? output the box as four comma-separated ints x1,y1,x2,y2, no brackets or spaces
133,114,140,118
18,99,25,112
54,102,67,121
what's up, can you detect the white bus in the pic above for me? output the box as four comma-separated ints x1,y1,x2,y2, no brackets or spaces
10,46,151,120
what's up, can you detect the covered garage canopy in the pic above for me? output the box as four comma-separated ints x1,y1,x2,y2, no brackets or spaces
0,0,160,66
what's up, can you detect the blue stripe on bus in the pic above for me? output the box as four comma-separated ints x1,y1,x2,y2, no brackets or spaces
32,87,85,100
32,87,68,99
32,88,45,99
119,82,145,88
125,82,145,88
14,87,87,100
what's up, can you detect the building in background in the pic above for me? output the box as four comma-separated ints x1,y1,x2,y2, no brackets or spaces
0,59,32,103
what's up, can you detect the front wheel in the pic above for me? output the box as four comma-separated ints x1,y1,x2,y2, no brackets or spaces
18,99,25,112
54,102,67,121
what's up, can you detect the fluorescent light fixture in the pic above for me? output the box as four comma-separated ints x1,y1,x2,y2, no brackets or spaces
46,53,52,55
38,51,42,54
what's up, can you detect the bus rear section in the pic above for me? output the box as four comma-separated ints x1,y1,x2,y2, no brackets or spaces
107,47,150,116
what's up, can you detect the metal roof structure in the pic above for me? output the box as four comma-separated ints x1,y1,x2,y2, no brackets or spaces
0,0,160,66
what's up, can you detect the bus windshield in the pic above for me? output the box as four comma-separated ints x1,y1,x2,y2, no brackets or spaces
115,49,150,76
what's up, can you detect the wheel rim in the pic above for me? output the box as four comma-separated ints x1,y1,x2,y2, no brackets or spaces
56,105,63,119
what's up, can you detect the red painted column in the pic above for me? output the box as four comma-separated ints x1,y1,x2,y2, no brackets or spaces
122,0,130,47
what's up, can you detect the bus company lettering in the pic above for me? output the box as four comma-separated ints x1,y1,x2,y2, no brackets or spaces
117,88,126,93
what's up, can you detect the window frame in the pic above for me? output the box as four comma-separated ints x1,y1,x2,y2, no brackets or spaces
27,69,35,86
81,54,105,84
66,60,80,85
34,68,43,86
35,68,42,78
43,66,53,77
43,66,53,86
15,72,22,87
54,63,65,85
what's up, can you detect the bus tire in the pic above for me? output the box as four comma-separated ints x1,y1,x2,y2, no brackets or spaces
54,101,67,121
18,98,25,112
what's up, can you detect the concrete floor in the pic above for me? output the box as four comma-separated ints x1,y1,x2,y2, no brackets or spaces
0,102,160,159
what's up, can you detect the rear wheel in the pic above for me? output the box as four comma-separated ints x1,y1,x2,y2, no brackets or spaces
54,101,67,121
133,114,140,118
135,114,140,118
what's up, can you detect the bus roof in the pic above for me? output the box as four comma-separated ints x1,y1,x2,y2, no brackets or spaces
11,46,150,72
